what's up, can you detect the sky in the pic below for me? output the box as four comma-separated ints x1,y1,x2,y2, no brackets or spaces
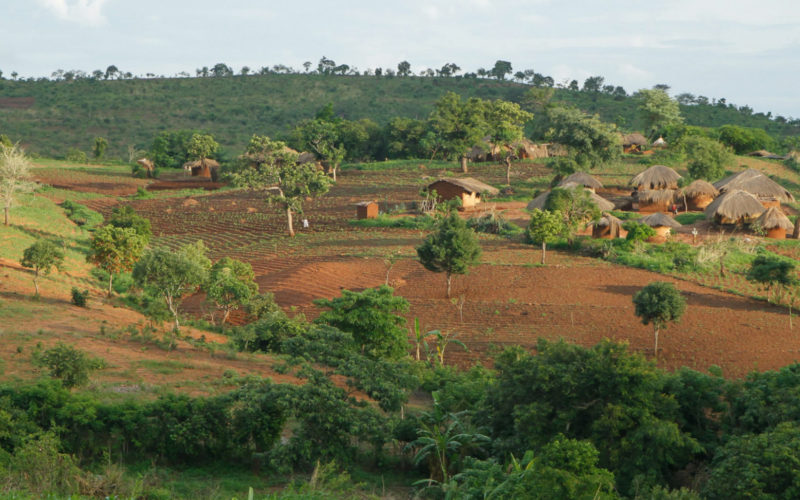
3,0,800,118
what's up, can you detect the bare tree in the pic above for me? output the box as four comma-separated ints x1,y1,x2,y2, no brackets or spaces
0,145,37,226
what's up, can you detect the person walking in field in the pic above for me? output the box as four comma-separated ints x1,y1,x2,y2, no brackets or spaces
303,218,309,229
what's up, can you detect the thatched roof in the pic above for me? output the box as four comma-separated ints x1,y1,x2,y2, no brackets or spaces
355,201,377,207
746,150,785,159
639,212,682,228
652,136,667,146
526,184,614,211
297,151,317,164
136,158,154,169
713,169,795,203
430,177,500,195
623,133,648,146
681,180,719,198
595,213,622,227
630,165,682,190
713,169,762,190
704,190,765,220
559,172,603,190
637,189,677,204
755,206,794,230
183,158,220,169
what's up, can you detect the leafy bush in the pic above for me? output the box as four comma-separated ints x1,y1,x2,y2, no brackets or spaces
70,287,89,307
65,147,88,164
33,343,105,388
467,211,522,236
623,221,655,241
60,200,103,228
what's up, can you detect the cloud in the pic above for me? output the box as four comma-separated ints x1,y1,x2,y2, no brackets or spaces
37,0,109,26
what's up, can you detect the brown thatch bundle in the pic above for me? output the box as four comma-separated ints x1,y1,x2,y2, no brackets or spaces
559,172,603,190
631,165,682,190
637,189,677,204
714,170,795,203
681,180,719,198
639,212,682,228
704,190,765,221
623,133,648,146
755,206,794,230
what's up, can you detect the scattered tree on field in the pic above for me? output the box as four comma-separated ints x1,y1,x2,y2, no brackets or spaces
314,285,409,360
484,100,533,184
428,92,487,172
205,257,258,325
637,88,683,137
489,60,513,80
397,61,411,76
187,133,219,162
132,242,210,331
417,212,482,298
109,205,152,242
21,240,64,297
35,343,103,388
747,255,798,328
680,136,734,181
545,106,620,170
293,118,345,181
526,209,566,265
543,187,601,241
92,136,107,160
233,135,331,236
0,144,37,226
633,281,686,360
87,225,147,297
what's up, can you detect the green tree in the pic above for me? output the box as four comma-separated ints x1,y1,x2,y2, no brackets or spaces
543,187,601,240
637,88,683,137
205,257,258,325
717,125,777,154
0,144,37,226
397,60,411,76
233,135,331,236
417,212,482,298
293,119,346,181
149,129,198,169
314,285,410,360
108,205,152,242
36,343,102,388
489,60,513,80
186,133,219,161
86,225,147,297
632,282,687,359
484,100,533,184
546,106,620,169
0,134,12,149
526,209,566,265
92,136,107,160
428,92,488,172
21,240,64,297
680,136,734,181
747,255,798,326
132,243,210,331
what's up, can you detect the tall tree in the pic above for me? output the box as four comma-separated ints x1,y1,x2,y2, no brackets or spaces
0,144,36,226
490,60,513,80
545,106,621,169
429,92,488,173
21,240,64,297
233,135,331,236
681,136,734,181
397,60,411,76
484,100,533,184
205,257,258,325
187,133,219,162
416,212,482,298
293,117,346,181
87,225,147,297
637,88,683,137
633,282,686,360
92,137,107,160
526,209,566,265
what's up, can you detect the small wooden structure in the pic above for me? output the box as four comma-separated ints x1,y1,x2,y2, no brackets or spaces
636,189,676,213
680,180,719,211
356,201,379,220
427,178,499,208
558,172,603,192
704,189,765,225
754,207,793,239
622,133,648,154
639,212,682,237
183,158,220,178
592,214,623,239
631,165,682,191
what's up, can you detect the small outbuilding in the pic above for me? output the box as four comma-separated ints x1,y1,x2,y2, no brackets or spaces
639,212,682,237
680,180,719,211
427,177,499,208
630,165,682,191
622,133,649,154
636,189,677,213
559,172,603,192
183,158,220,178
355,201,379,220
704,189,766,225
592,213,623,239
754,207,793,239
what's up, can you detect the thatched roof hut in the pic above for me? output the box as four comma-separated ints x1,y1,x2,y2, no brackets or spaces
704,189,765,225
713,169,794,205
680,180,719,210
592,213,623,239
428,177,499,208
527,184,614,212
747,150,785,160
136,158,155,178
183,158,220,178
631,165,682,190
755,207,793,239
636,189,677,213
622,133,649,153
639,212,682,237
652,136,667,147
559,172,603,191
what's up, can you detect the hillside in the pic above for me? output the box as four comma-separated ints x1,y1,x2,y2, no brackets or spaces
1,74,797,159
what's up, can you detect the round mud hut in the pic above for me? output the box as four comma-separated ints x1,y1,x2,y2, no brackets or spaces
680,180,719,211
592,213,623,239
631,165,682,191
622,133,649,154
754,207,794,239
704,189,765,225
639,212,682,237
183,158,220,179
636,189,677,213
559,172,603,192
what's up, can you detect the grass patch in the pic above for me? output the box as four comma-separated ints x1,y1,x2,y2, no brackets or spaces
135,359,196,375
675,212,706,225
349,214,436,230
60,200,104,229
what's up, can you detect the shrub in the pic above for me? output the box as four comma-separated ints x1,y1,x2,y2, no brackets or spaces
65,148,88,164
70,287,89,307
34,343,104,388
466,211,522,236
60,200,104,228
623,221,656,242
